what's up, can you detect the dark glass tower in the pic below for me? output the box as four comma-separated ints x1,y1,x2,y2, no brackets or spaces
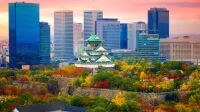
148,8,169,39
40,22,50,65
120,23,128,49
9,2,40,68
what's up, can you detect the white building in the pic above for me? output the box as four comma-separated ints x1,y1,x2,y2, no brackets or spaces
73,23,84,56
128,22,147,50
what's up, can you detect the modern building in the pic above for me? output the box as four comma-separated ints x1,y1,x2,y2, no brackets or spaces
148,8,169,39
127,22,147,50
95,18,120,51
159,36,200,65
111,33,166,62
110,50,166,62
73,23,84,56
120,23,128,49
54,10,73,63
40,22,50,65
136,33,160,56
84,10,103,41
9,2,40,68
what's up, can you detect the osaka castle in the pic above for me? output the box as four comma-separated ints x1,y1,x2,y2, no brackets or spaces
75,35,115,69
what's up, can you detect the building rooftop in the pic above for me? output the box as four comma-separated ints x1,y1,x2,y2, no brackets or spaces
85,35,104,42
14,101,87,112
160,36,200,42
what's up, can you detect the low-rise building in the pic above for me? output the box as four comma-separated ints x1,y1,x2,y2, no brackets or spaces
159,36,200,65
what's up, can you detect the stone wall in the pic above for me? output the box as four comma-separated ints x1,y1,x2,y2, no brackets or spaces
63,86,185,104
56,77,185,104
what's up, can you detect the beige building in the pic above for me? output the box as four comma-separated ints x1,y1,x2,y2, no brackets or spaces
159,36,200,65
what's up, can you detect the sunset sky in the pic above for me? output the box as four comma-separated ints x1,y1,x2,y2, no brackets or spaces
0,0,200,40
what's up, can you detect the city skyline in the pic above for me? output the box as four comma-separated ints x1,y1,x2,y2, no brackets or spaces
0,0,200,40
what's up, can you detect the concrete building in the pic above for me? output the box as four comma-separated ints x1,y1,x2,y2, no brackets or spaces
127,22,147,50
84,10,103,41
159,36,200,65
95,18,120,51
54,10,73,63
73,23,84,56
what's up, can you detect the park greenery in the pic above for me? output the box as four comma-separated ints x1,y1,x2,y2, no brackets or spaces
0,58,199,112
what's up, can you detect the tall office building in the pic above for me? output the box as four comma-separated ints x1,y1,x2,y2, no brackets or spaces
73,23,84,56
84,10,103,40
128,22,147,50
95,18,120,51
40,22,50,65
148,8,169,39
9,2,40,68
54,10,73,63
120,23,128,49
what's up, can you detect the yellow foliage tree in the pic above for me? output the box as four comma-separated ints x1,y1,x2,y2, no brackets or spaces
157,80,174,90
190,69,200,82
81,74,93,87
111,92,125,106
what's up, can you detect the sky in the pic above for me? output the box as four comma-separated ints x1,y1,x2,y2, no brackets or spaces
0,0,200,40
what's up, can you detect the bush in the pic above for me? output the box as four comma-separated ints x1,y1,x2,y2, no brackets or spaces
123,92,139,101
71,95,83,107
74,77,84,86
120,100,142,112
87,106,108,112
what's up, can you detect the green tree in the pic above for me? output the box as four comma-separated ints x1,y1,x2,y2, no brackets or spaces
120,100,142,112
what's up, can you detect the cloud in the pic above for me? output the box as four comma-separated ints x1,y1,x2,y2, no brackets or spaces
153,2,200,7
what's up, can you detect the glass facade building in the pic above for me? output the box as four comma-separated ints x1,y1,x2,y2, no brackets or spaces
84,10,103,41
40,22,50,65
54,10,73,63
95,18,120,51
120,23,128,49
136,33,160,56
110,33,166,62
148,8,169,39
9,2,40,68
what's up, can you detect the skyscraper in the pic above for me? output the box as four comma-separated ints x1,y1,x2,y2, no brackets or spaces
84,10,103,40
40,22,50,65
128,22,147,50
120,23,128,49
54,10,73,63
148,8,169,39
95,18,120,51
73,23,84,56
9,2,40,68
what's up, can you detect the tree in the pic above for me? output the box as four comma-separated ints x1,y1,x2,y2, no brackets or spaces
188,94,200,105
111,92,125,106
120,100,142,112
190,69,200,81
87,106,108,112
